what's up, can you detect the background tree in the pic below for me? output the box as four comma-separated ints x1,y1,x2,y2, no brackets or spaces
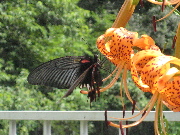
0,0,179,134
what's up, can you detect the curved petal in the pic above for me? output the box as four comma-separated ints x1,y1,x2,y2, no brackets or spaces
133,35,160,51
163,99,180,112
96,34,121,66
131,50,164,92
157,59,180,111
140,56,174,89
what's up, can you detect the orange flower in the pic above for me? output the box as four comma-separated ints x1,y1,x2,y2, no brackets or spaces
96,28,139,106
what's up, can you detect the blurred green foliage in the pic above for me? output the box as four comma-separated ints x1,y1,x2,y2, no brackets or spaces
0,0,179,134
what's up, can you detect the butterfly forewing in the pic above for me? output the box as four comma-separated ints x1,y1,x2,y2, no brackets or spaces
27,56,90,89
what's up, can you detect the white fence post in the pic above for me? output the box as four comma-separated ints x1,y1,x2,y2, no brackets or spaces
80,120,88,135
43,120,51,135
9,120,16,135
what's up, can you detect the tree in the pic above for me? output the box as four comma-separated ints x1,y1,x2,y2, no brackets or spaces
0,0,179,134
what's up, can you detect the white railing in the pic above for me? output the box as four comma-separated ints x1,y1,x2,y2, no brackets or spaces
0,111,179,135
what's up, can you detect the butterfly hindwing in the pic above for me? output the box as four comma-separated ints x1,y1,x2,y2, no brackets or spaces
62,66,92,98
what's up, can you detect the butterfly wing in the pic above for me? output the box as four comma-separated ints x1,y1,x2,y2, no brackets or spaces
27,56,88,89
62,66,92,98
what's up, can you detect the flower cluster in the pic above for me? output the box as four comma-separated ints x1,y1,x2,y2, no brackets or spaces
96,26,180,134
82,0,179,134
94,0,180,134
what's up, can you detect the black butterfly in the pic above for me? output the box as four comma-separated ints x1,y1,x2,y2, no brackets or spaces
27,55,103,102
